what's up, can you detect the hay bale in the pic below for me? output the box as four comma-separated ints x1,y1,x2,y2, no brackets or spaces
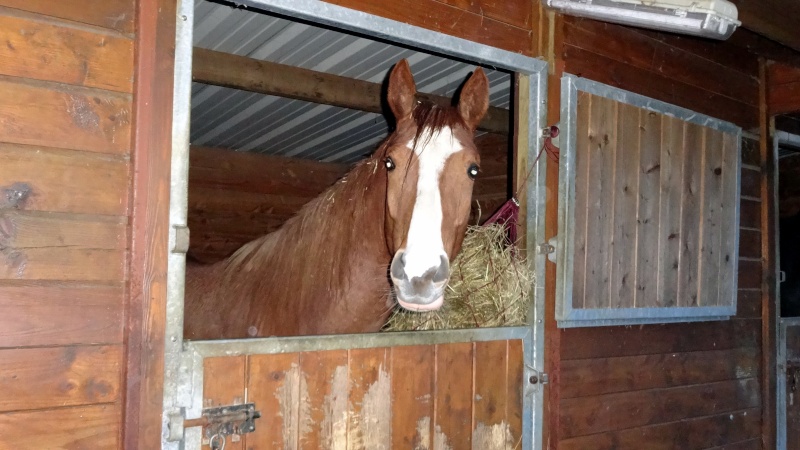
384,224,534,331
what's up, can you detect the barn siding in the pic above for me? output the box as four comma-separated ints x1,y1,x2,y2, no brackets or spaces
554,17,767,449
0,1,134,448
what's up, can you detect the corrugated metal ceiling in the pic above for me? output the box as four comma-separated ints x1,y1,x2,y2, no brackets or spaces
191,0,512,164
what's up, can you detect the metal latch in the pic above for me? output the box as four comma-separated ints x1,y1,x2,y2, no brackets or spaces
168,403,261,447
537,236,558,263
523,366,549,396
171,224,191,254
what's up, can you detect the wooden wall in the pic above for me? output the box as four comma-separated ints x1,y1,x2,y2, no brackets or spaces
551,17,768,449
0,1,135,448
321,0,537,56
188,134,509,263
203,340,523,449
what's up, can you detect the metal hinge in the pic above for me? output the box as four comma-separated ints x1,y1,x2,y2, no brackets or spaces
167,403,261,447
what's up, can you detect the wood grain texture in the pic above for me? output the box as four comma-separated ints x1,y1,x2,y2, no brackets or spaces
0,14,133,92
0,403,121,449
0,282,123,348
0,144,128,215
560,408,760,450
0,77,131,155
657,116,685,307
435,342,474,449
561,318,761,360
635,110,662,307
563,45,756,128
203,356,246,450
560,347,759,399
0,345,121,412
123,0,176,446
560,378,760,438
299,350,349,449
321,0,534,55
436,0,532,29
0,0,135,33
391,345,435,449
246,353,299,450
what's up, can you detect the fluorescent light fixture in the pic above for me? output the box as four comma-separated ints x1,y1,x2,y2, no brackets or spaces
546,0,741,40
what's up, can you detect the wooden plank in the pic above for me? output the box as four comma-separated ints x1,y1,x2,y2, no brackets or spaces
0,14,133,92
246,353,300,450
717,132,740,308
437,0,532,29
193,48,510,135
583,95,617,309
609,103,640,308
741,168,761,198
560,378,760,438
0,210,125,250
656,116,685,307
740,198,761,229
473,340,509,447
736,289,762,318
347,348,391,449
0,403,120,449
739,228,762,259
559,408,761,450
0,144,128,215
676,123,704,307
321,0,533,55
299,350,349,449
0,247,125,281
204,356,246,450
698,129,724,306
563,19,759,106
635,109,662,307
741,137,760,166
738,259,762,290
391,345,434,449
563,45,757,128
506,339,523,448
0,282,123,347
707,438,762,450
435,342,474,450
561,318,761,360
570,92,591,310
735,0,800,53
0,345,121,412
768,80,800,115
0,78,131,155
0,0,134,33
560,347,759,399
0,211,126,282
768,61,800,86
124,0,176,446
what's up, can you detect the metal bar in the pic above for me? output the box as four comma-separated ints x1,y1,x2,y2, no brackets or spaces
234,0,545,75
163,0,194,449
187,326,531,358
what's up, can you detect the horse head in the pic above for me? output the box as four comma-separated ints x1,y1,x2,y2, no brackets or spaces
381,59,489,312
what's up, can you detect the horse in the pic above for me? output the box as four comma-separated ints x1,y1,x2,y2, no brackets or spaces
183,59,489,339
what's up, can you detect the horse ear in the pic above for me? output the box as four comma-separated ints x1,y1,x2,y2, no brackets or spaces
457,67,489,131
387,59,417,121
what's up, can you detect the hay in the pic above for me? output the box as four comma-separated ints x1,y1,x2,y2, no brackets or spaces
383,224,534,331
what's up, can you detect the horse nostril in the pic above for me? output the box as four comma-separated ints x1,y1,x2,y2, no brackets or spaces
432,255,449,283
391,251,407,281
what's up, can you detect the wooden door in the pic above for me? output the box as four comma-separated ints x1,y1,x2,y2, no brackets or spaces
178,330,531,450
781,320,800,448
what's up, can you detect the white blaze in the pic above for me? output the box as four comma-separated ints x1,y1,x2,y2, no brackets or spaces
403,126,461,279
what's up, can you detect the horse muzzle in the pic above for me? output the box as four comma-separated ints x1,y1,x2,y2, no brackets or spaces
390,249,449,311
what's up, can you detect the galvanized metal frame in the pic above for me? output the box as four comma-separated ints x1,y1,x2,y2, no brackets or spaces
775,130,800,450
163,1,549,448
556,74,741,328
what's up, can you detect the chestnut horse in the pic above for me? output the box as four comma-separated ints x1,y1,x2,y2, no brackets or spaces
184,59,489,339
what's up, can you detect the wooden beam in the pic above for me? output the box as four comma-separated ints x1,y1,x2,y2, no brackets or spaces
759,57,777,450
124,0,176,446
733,0,800,54
192,47,510,135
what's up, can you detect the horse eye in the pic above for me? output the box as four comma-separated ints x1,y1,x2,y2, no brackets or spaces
467,164,479,180
384,157,396,171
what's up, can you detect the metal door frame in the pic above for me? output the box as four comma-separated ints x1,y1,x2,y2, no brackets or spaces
775,130,800,449
163,1,549,448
